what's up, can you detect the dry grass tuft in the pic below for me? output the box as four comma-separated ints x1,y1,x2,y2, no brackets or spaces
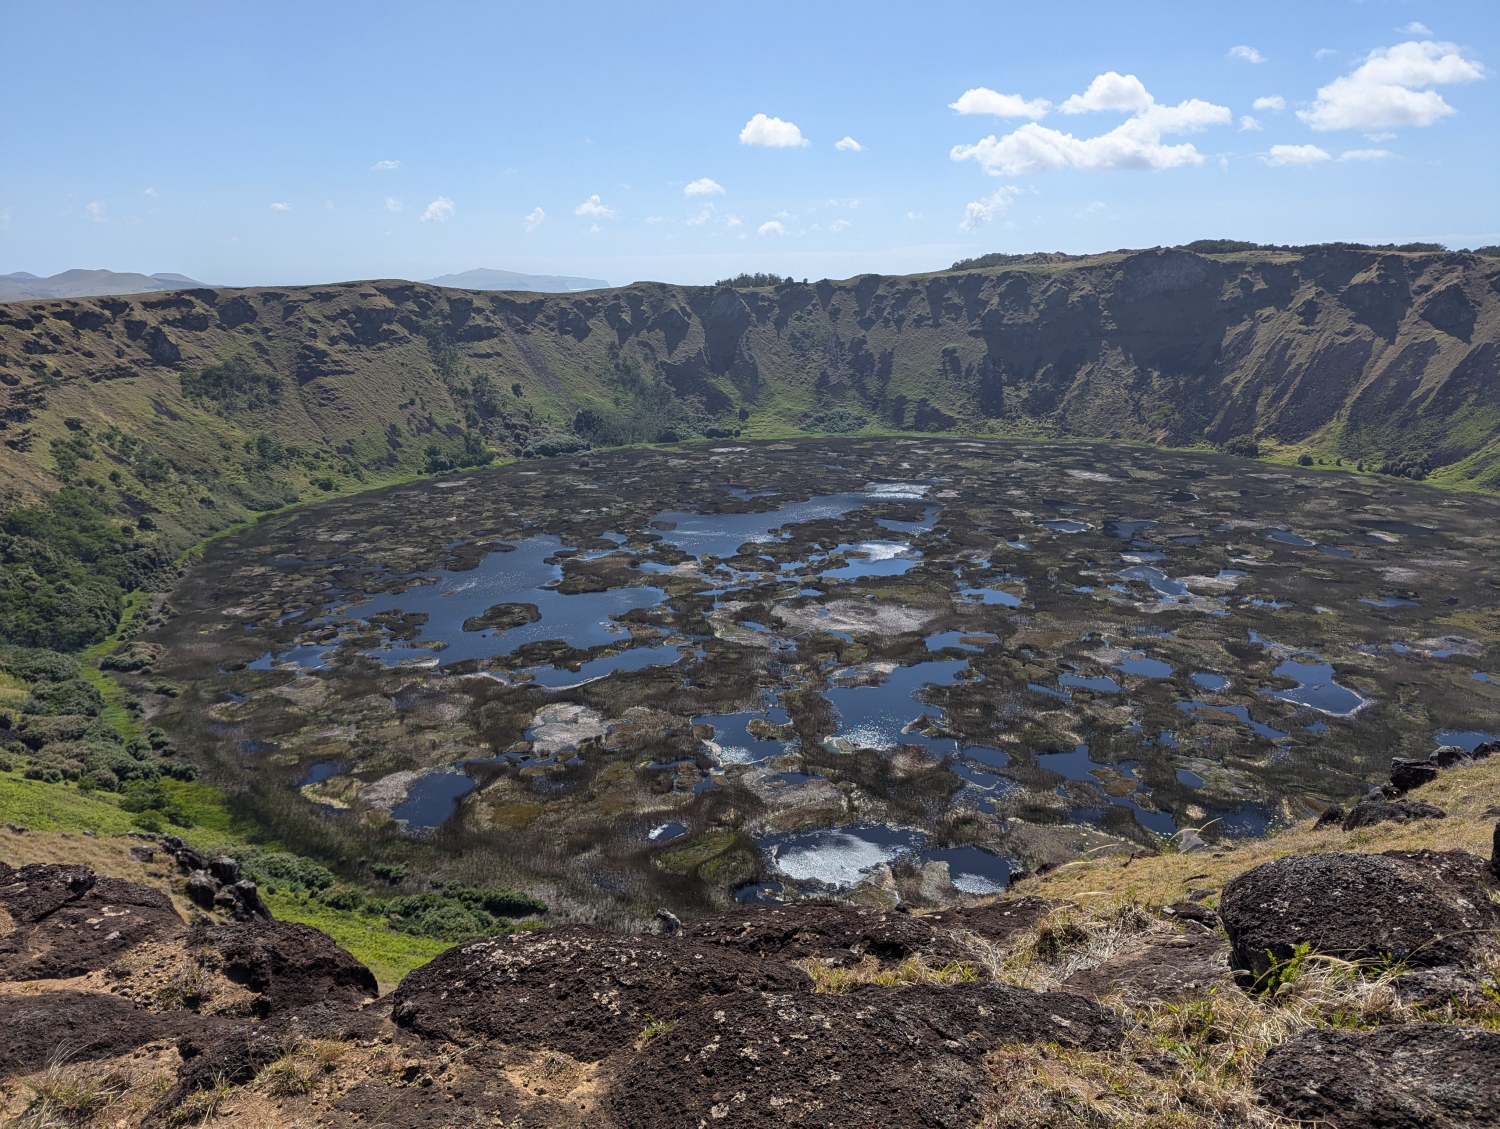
8,1053,132,1129
972,899,1500,1128
255,1039,349,1097
796,954,979,994
161,1074,233,1128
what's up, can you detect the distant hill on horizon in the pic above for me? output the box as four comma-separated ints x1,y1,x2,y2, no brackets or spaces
421,267,610,293
0,268,209,302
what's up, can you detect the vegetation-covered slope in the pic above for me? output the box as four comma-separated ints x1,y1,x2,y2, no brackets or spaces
1,243,1498,650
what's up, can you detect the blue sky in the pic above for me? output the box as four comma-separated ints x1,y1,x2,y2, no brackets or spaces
1,1,1494,287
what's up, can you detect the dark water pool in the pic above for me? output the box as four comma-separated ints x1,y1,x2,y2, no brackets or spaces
1035,744,1177,835
391,771,477,832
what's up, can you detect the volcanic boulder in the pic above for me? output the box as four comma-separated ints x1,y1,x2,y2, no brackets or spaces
1341,798,1447,830
0,862,184,980
1217,850,1499,977
608,982,1124,1129
389,925,806,1060
198,916,378,1015
681,902,949,966
1256,1024,1500,1129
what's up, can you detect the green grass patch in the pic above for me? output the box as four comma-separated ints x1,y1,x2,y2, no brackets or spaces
156,777,241,836
261,889,453,990
0,771,139,834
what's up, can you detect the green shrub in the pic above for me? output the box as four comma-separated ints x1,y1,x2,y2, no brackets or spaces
1222,435,1261,458
377,883,547,941
1,647,80,683
316,883,366,911
22,678,105,716
370,862,408,884
801,409,868,434
1378,451,1432,480
232,847,335,892
180,356,284,409
0,489,172,650
118,780,194,826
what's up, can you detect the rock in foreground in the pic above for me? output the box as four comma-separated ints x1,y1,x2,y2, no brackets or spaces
1257,1024,1500,1129
1218,849,1499,977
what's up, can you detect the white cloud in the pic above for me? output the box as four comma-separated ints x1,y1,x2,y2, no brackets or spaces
952,73,1230,175
949,88,1051,119
0,210,11,231
83,201,106,222
588,223,602,234
1263,144,1331,166
143,187,158,197
573,194,615,218
524,206,545,231
1059,72,1154,113
1253,95,1287,112
385,197,402,211
420,196,455,222
906,211,924,220
1401,22,1434,36
1315,48,1338,60
269,201,291,211
830,218,851,232
645,215,666,224
1339,148,1394,161
371,159,400,170
834,135,865,151
725,214,742,228
739,113,809,148
686,205,714,226
1299,39,1485,131
1229,45,1266,64
961,186,1023,230
1239,115,1263,131
758,219,786,236
684,177,724,197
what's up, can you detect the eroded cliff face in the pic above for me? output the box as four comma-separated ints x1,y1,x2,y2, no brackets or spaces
1,247,1497,506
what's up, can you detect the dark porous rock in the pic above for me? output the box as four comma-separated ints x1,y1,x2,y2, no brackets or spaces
1218,851,1500,978
1342,798,1447,830
0,865,184,980
1064,930,1230,1005
208,855,241,885
1160,900,1218,927
390,924,807,1061
1256,1024,1500,1129
1389,757,1439,793
1391,966,1497,1008
147,1004,379,1129
1314,803,1346,829
1432,743,1477,768
212,878,270,921
0,990,224,1073
608,983,1124,1129
681,901,946,965
186,868,218,908
918,896,1058,947
201,917,377,1014
0,862,96,921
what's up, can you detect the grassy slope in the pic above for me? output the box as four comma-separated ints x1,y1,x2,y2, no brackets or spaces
1026,753,1500,908
0,769,449,989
